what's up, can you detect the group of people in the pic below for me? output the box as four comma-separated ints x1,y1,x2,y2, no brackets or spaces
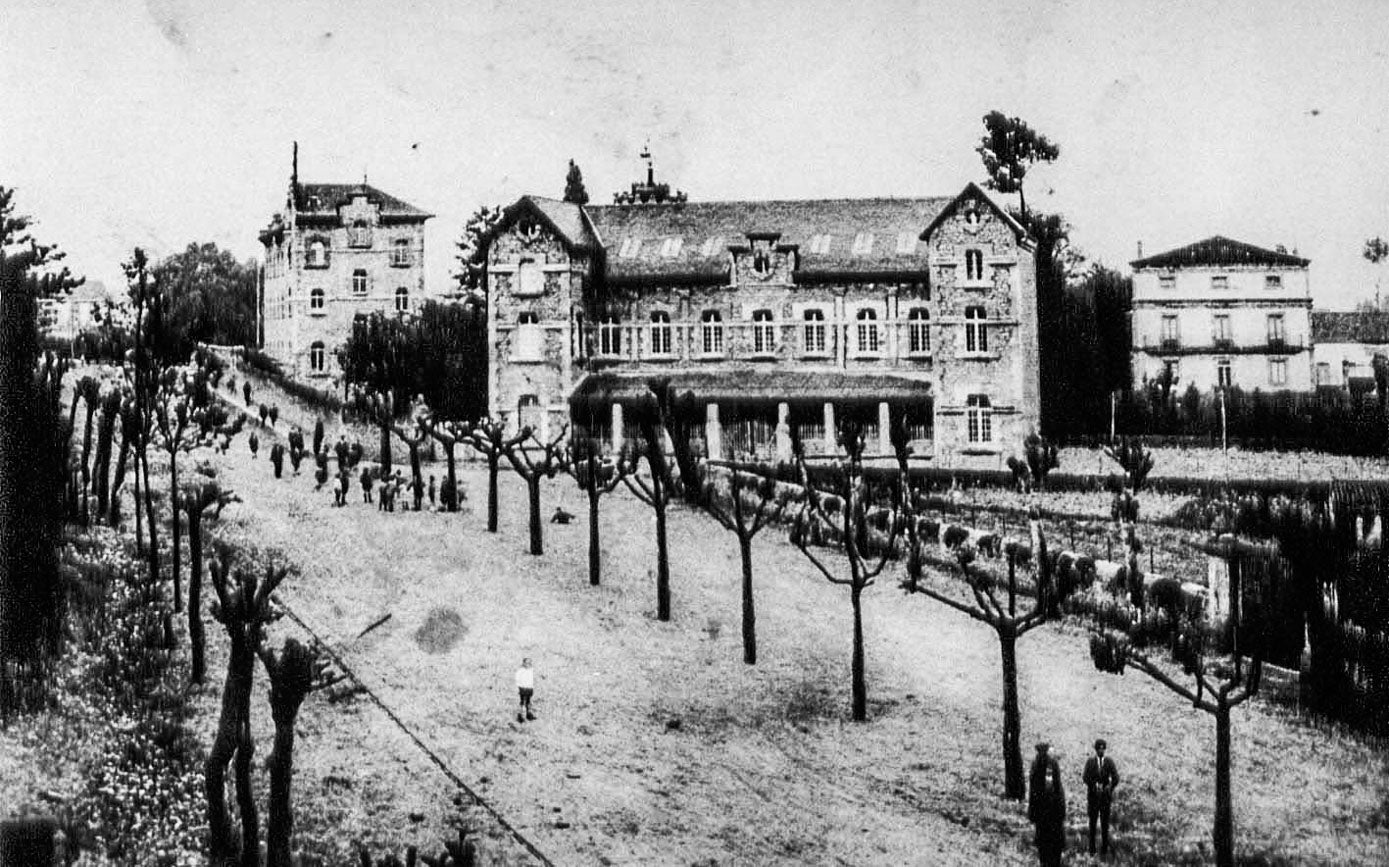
350,466,440,512
1029,739,1121,864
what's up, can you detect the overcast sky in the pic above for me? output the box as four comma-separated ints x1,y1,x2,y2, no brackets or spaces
4,0,1387,307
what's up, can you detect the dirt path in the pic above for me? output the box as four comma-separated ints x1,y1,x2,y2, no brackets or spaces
202,419,1389,867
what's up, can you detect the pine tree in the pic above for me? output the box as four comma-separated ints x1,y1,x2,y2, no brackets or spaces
563,159,590,205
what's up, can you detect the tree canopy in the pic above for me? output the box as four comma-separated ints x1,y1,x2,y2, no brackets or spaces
976,111,1060,218
563,159,590,205
452,204,505,301
144,242,258,359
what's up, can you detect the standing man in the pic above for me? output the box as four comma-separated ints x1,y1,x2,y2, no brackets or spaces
515,658,536,723
1028,742,1066,867
1083,738,1120,858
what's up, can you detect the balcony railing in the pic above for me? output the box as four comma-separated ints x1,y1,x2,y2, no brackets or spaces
1139,336,1306,355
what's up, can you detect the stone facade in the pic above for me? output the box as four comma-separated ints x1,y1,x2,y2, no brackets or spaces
259,159,432,383
1131,237,1313,392
484,180,1038,466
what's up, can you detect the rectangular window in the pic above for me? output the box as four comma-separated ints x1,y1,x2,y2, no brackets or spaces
965,249,985,282
851,233,875,255
391,239,412,267
1267,314,1285,344
752,310,776,355
964,306,988,354
1213,314,1231,343
598,318,622,356
802,309,827,355
855,309,881,354
1266,274,1282,290
966,395,992,444
1159,275,1176,291
1211,275,1229,291
907,309,930,354
1160,315,1179,347
1270,358,1287,386
649,313,672,356
701,312,724,355
1217,360,1232,388
515,314,543,361
1316,362,1330,385
809,234,832,254
896,232,917,254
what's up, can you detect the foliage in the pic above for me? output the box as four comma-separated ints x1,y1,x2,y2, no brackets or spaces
1006,433,1060,493
338,302,486,421
563,159,590,205
452,204,504,300
146,242,258,358
241,346,343,413
975,111,1059,218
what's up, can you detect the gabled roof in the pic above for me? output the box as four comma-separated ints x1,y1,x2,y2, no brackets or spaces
583,196,954,281
502,196,600,251
1131,236,1308,270
919,182,1033,248
293,182,433,220
1310,310,1389,345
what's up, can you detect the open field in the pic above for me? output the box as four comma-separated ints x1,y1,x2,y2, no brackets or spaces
200,421,1388,866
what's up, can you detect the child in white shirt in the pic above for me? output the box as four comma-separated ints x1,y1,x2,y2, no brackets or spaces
515,658,535,722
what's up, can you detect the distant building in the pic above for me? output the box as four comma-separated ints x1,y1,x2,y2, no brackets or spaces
1130,236,1312,392
1308,311,1389,391
38,280,125,342
258,146,432,380
483,154,1039,465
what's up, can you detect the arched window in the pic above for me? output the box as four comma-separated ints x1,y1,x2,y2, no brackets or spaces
802,308,826,355
965,249,985,282
966,394,992,443
964,306,988,354
700,310,724,355
752,309,775,355
352,269,369,296
907,307,930,354
598,315,622,356
516,312,542,360
391,238,412,267
349,219,372,248
855,308,881,354
309,341,326,373
306,239,328,268
309,288,325,313
395,287,409,313
649,311,672,356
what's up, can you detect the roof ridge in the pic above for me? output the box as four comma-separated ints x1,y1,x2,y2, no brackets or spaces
587,194,956,208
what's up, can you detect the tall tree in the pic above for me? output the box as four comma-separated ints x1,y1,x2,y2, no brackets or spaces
0,185,79,678
789,421,903,721
501,424,569,556
976,111,1060,220
452,204,505,301
564,436,631,586
149,242,258,356
563,159,590,205
467,418,521,533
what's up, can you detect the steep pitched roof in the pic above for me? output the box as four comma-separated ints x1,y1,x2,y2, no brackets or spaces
1310,310,1389,345
294,182,433,220
1131,236,1308,270
505,196,600,251
583,196,955,281
918,182,1032,247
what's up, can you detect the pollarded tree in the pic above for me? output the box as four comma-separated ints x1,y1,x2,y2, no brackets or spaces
206,545,287,867
698,463,797,665
901,511,1058,799
1006,433,1060,494
257,637,342,867
789,421,904,721
92,388,122,520
619,405,680,622
976,111,1060,220
182,470,238,685
467,418,525,533
417,412,468,513
74,376,101,522
153,373,200,612
1088,577,1267,867
501,423,569,556
564,436,631,586
351,388,396,480
1105,436,1153,608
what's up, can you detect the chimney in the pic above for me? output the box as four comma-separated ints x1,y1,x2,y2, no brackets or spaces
1137,240,1143,258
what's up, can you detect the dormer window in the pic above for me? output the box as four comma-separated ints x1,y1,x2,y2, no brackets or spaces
391,238,412,267
753,247,771,274
896,232,917,254
809,234,832,254
348,219,372,248
852,233,875,255
660,238,683,258
618,237,642,258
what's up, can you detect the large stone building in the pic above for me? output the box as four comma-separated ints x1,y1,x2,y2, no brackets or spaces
1131,236,1313,392
259,149,432,380
483,163,1039,465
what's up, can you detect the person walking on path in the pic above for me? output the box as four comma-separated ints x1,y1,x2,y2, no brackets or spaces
1083,738,1120,858
515,658,536,723
361,467,374,504
248,431,259,460
1028,742,1067,867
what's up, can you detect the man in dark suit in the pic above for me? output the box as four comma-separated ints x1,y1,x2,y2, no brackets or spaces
1083,738,1120,857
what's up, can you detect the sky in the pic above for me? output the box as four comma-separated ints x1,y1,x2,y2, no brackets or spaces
3,0,1388,307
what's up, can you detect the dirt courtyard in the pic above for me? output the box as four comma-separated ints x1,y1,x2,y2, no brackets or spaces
209,441,1388,866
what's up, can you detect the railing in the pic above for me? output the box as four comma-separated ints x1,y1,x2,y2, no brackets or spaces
1138,337,1307,355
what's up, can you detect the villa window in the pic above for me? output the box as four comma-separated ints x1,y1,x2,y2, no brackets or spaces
907,307,930,354
701,310,724,355
649,311,672,356
1213,314,1231,344
391,238,412,267
309,341,326,373
964,306,988,354
598,316,622,356
309,288,325,313
752,309,775,355
855,308,881,354
352,269,368,296
1217,359,1233,388
1211,275,1229,291
1270,358,1288,387
802,308,827,355
965,249,985,282
1266,274,1283,290
1267,313,1285,345
517,394,543,434
966,394,992,444
1159,275,1176,291
516,312,543,360
1160,314,1179,348
516,259,544,296
395,287,409,313
306,239,328,268
348,219,372,248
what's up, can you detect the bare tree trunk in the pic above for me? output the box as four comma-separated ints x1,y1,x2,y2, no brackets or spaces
264,712,297,867
234,720,258,867
187,511,205,684
169,454,181,613
999,627,1025,800
587,488,601,586
140,444,159,591
1214,702,1234,867
205,634,252,862
527,476,543,556
132,430,143,553
378,421,392,478
739,534,756,665
109,434,129,526
654,482,670,622
486,453,500,533
443,442,458,512
851,586,866,721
